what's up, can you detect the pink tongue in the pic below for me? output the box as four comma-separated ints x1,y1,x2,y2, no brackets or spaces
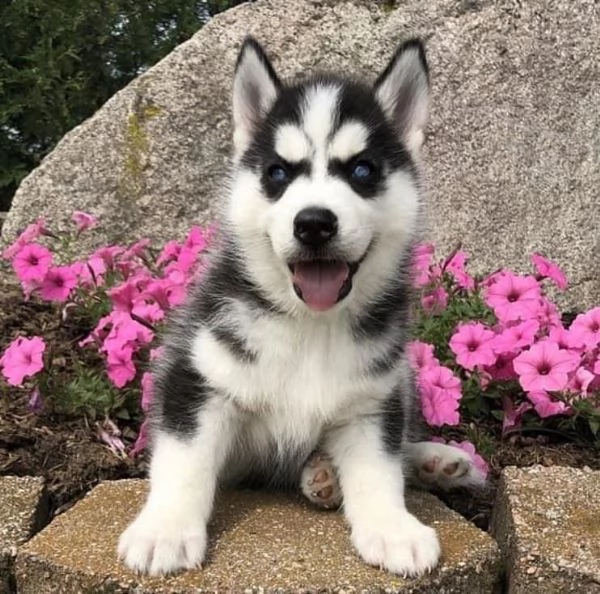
292,261,350,311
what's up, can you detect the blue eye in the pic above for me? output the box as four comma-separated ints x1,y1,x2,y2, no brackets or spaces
351,161,374,181
268,164,289,183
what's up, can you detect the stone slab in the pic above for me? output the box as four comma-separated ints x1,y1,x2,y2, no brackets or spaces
0,476,48,594
491,465,600,593
16,479,500,593
3,0,599,310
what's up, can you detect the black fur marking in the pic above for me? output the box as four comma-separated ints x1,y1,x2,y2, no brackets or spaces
352,248,413,340
152,348,209,437
368,338,406,375
380,385,406,454
261,158,311,201
196,242,279,318
240,70,416,201
335,81,414,175
211,326,257,363
352,280,410,339
240,84,305,190
328,152,383,199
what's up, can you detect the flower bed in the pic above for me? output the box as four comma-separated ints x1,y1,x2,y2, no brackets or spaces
0,214,598,522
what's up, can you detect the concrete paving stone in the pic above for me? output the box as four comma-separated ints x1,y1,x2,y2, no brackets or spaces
16,479,500,593
491,465,600,593
0,476,48,594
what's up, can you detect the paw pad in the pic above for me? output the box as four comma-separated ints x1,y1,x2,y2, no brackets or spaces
301,453,343,509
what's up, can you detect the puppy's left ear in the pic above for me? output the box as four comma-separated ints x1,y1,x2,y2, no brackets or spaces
374,39,430,154
233,37,282,157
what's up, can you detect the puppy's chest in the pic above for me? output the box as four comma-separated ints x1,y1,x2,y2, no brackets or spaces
194,315,382,421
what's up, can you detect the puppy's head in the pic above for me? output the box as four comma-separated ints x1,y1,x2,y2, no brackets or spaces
227,37,429,314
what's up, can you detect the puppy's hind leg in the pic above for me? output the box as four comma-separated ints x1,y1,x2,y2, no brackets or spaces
403,441,487,491
300,452,343,510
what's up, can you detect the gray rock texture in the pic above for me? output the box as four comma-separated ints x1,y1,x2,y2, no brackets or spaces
16,479,501,593
0,476,48,594
3,0,599,309
492,465,600,593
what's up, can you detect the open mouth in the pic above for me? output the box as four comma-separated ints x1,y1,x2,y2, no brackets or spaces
288,260,360,311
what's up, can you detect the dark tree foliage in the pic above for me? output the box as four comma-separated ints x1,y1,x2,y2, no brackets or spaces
0,0,244,211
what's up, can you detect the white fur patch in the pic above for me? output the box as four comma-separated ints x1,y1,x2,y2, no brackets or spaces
275,124,312,163
325,419,441,576
191,309,398,452
118,400,237,575
301,84,340,176
328,120,369,161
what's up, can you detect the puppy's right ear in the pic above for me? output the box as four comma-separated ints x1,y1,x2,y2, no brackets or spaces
233,37,282,157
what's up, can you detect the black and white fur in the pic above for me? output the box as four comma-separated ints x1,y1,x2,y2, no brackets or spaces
118,37,485,578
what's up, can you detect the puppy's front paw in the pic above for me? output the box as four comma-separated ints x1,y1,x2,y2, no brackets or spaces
118,506,207,575
351,510,440,577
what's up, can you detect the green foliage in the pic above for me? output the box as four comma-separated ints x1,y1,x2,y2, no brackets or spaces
0,0,246,210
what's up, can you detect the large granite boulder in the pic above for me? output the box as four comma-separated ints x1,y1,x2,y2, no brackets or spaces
3,0,599,308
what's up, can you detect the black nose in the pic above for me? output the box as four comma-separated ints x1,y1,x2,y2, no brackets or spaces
293,207,338,247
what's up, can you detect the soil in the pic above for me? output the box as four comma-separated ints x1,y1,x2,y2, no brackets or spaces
0,273,599,529
0,277,145,516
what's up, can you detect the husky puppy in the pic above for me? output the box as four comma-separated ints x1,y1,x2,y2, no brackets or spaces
118,37,484,578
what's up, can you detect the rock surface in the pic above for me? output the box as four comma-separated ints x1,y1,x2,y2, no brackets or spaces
492,465,600,593
0,476,48,594
3,0,600,309
16,479,500,593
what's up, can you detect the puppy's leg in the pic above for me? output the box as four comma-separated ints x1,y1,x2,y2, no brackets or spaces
118,397,238,575
300,452,343,509
325,418,440,577
404,441,487,490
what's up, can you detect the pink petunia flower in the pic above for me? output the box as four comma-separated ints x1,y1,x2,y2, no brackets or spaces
492,319,540,355
447,440,489,478
526,391,570,418
570,307,600,351
2,219,50,260
130,419,150,457
484,272,542,322
513,340,578,393
531,253,568,290
108,280,143,312
40,265,78,302
28,386,43,412
132,302,165,324
536,297,562,329
106,346,136,388
421,286,448,314
12,243,53,283
502,396,532,434
449,322,496,370
102,312,154,355
567,366,594,397
72,211,98,232
444,250,475,291
411,243,438,288
407,340,438,371
92,245,124,270
122,238,152,260
484,352,518,381
0,336,46,386
548,324,584,351
184,225,210,253
156,240,182,267
419,364,462,426
141,372,154,412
